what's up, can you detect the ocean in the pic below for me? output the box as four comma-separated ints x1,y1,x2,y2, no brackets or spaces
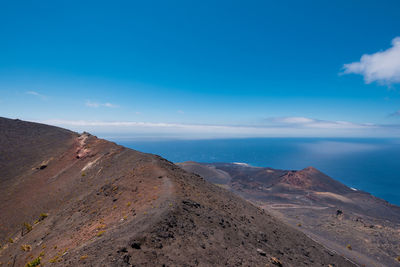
112,138,400,206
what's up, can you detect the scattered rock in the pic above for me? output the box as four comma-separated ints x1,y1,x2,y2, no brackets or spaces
182,200,201,208
123,254,131,264
257,248,267,256
131,242,141,250
271,256,283,266
39,164,47,170
117,247,128,253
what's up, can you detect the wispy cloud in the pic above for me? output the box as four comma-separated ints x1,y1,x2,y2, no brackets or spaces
26,91,40,96
38,117,399,139
85,101,119,108
271,117,315,124
268,116,374,129
342,37,400,85
26,91,47,100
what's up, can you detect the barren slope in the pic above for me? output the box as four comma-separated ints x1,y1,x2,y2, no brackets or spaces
178,161,400,267
0,118,355,266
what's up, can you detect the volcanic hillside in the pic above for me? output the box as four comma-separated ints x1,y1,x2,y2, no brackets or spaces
178,162,400,267
0,117,355,267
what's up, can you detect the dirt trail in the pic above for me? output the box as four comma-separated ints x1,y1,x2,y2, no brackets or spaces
267,204,330,210
301,228,382,267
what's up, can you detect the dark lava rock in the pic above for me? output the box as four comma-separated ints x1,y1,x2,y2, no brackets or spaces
117,247,128,253
131,242,141,250
257,248,267,256
39,164,47,170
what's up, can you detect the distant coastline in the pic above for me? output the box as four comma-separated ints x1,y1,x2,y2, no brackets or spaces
114,137,400,205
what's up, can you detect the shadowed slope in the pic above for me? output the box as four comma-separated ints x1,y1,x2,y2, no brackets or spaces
0,117,77,184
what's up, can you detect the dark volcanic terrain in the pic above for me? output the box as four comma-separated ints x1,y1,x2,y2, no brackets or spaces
178,161,400,267
0,117,355,266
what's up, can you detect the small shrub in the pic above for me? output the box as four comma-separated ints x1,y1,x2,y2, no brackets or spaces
97,230,106,237
96,224,106,230
396,256,400,262
24,222,33,233
127,202,131,207
49,255,59,263
346,244,352,250
80,255,88,260
297,223,302,227
81,172,86,177
21,244,32,251
39,213,48,221
25,257,41,267
8,238,14,243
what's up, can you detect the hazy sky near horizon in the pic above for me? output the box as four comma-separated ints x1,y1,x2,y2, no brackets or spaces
1,1,400,138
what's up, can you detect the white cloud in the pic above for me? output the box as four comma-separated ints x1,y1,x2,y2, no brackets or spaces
103,102,118,108
26,91,40,96
37,116,398,139
342,37,400,85
86,101,119,108
85,101,100,108
272,117,314,124
269,117,374,129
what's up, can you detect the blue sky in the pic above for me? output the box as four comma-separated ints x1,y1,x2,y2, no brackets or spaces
1,0,400,138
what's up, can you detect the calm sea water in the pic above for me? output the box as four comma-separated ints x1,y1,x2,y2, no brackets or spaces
112,138,400,206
